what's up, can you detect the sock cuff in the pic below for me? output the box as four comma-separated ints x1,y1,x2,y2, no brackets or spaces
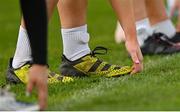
152,19,176,38
61,24,87,33
136,18,153,35
136,18,150,27
152,19,172,28
62,31,90,44
135,18,153,47
61,24,89,44
20,26,27,33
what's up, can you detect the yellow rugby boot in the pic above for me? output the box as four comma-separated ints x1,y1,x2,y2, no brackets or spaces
6,58,73,84
60,46,132,77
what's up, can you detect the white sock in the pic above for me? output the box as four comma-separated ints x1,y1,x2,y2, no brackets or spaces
61,24,91,61
136,18,153,47
12,26,32,69
152,19,176,38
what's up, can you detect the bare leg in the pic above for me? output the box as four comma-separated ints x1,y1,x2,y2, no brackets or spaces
134,0,147,21
146,0,168,25
114,22,125,43
57,0,87,28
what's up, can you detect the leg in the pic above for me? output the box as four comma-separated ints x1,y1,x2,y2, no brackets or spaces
58,0,133,77
146,0,168,25
57,0,90,61
134,0,147,21
133,0,153,47
21,0,58,28
114,0,151,45
146,0,176,38
135,0,180,55
8,0,73,85
114,22,126,43
134,0,180,55
57,0,87,28
13,0,58,68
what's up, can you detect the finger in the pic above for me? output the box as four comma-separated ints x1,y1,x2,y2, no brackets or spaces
131,70,137,75
37,82,48,110
130,64,136,75
27,80,34,94
130,51,140,64
130,65,137,75
130,64,141,75
137,47,144,70
131,68,140,75
137,47,143,62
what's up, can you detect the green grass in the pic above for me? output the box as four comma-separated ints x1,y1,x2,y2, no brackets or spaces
1,0,180,111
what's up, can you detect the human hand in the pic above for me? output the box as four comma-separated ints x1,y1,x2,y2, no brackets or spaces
125,40,143,74
27,64,48,110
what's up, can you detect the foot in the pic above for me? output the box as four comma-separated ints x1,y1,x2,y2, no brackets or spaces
141,33,180,55
169,32,180,43
6,58,74,84
60,47,132,77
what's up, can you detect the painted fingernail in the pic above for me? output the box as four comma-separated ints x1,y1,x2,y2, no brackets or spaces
135,60,140,64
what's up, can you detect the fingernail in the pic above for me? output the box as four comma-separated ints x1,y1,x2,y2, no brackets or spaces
26,91,30,97
135,60,140,64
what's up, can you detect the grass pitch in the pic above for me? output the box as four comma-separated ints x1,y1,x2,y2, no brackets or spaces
0,0,180,110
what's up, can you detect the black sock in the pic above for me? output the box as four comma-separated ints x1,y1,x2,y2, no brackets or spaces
19,0,48,65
